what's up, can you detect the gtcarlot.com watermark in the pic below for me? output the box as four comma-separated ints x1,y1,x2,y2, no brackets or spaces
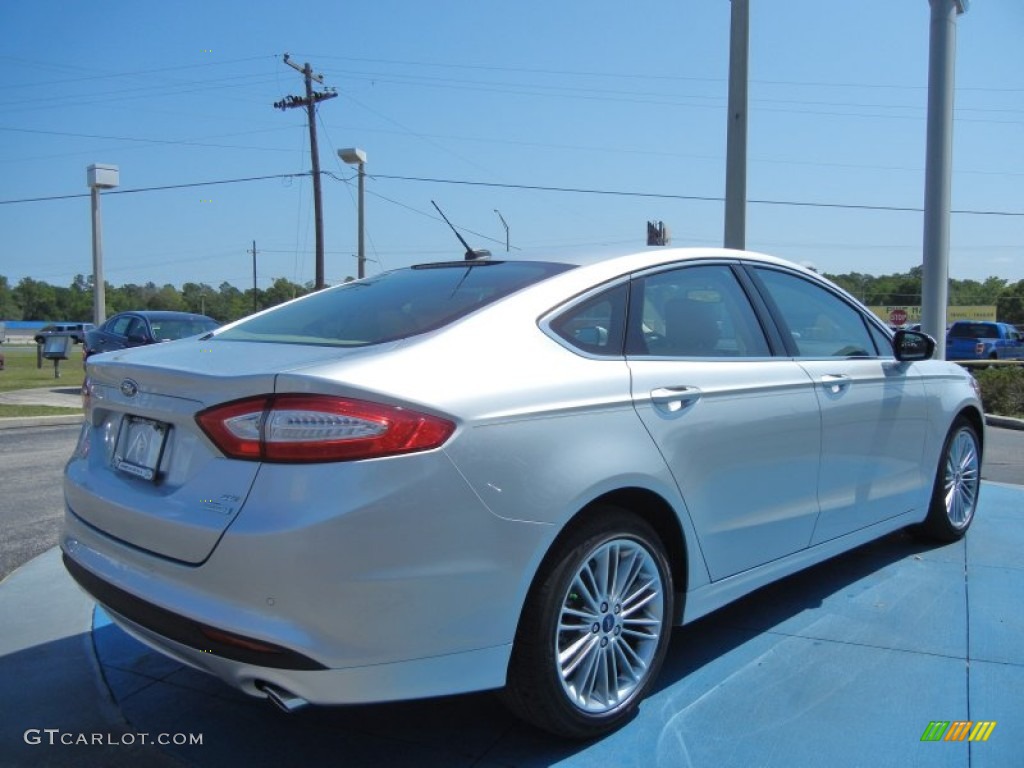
24,728,203,747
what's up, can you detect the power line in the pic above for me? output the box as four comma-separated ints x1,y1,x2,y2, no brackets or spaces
2,170,1022,218
0,125,294,153
370,173,1024,217
0,54,277,91
308,54,1024,93
0,173,308,205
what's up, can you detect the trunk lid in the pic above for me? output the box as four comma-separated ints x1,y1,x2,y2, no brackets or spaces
64,337,383,564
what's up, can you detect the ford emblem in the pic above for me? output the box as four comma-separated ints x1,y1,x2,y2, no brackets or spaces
120,379,139,398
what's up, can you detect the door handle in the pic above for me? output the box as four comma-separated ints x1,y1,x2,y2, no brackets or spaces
650,386,702,412
821,374,851,395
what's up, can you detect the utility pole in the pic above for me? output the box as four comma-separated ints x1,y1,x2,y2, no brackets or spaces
274,53,337,290
723,0,749,251
251,240,258,314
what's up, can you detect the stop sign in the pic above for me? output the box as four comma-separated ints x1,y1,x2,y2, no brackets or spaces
889,309,908,326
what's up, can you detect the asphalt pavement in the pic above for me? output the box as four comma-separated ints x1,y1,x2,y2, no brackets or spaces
1,389,1022,766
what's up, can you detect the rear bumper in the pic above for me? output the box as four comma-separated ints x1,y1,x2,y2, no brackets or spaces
61,448,552,704
66,550,513,705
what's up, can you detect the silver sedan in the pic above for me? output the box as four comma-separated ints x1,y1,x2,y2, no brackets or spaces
62,247,982,739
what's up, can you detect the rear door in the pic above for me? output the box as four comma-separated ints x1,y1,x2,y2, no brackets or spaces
625,263,823,581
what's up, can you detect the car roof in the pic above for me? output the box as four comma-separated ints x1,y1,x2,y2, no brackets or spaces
113,311,216,321
458,245,809,271
483,245,822,286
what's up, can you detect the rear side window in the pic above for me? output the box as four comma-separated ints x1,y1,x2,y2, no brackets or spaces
549,283,628,356
217,261,572,347
626,265,771,357
949,323,996,338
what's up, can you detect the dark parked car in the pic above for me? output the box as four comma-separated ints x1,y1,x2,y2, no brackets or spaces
34,322,95,345
84,311,218,359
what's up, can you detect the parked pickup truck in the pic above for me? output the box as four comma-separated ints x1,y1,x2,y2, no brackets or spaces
946,320,1024,362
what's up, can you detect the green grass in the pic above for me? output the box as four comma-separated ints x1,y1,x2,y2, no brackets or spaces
0,404,82,417
0,344,85,393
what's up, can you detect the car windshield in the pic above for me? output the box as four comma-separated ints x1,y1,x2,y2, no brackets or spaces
216,260,573,347
150,318,219,341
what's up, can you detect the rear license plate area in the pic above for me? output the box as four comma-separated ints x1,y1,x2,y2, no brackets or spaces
113,416,170,482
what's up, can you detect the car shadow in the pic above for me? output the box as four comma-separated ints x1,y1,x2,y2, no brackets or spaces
653,528,957,695
80,530,956,767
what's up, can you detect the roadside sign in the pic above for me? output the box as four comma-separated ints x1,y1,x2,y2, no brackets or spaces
889,309,908,326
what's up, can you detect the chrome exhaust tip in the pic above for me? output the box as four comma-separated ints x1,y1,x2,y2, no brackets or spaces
257,681,309,713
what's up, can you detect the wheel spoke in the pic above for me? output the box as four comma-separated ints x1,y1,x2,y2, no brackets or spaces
560,632,599,677
571,570,601,614
615,633,648,674
575,642,603,703
605,543,619,598
621,580,658,616
559,605,599,626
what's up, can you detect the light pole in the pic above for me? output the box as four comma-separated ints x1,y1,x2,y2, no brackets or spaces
921,0,969,358
494,209,509,252
339,148,367,279
87,164,119,325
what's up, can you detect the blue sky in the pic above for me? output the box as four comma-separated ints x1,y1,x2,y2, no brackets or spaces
1,1,1021,291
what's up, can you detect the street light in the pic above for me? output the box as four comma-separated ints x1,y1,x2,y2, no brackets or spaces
494,209,509,252
86,164,119,325
338,148,367,279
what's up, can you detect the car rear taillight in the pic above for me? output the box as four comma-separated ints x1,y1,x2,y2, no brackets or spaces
196,395,455,463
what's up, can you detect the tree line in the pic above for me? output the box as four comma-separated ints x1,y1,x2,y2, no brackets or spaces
1,267,1022,325
827,266,1024,324
0,274,313,324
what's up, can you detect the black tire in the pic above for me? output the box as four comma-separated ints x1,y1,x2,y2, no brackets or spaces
502,507,674,739
913,418,981,542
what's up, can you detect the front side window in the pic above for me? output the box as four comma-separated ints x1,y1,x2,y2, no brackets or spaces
217,261,573,347
867,322,894,357
754,268,875,358
626,265,770,357
125,317,147,340
109,315,133,337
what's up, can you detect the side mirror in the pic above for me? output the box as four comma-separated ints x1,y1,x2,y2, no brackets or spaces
894,329,935,362
573,326,609,347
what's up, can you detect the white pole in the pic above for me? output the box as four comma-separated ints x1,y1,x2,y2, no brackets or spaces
90,186,106,325
921,0,967,358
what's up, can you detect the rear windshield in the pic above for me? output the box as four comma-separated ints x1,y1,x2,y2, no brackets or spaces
216,261,573,347
949,323,997,338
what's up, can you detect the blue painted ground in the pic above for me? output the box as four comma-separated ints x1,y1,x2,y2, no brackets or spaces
1,483,1019,766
